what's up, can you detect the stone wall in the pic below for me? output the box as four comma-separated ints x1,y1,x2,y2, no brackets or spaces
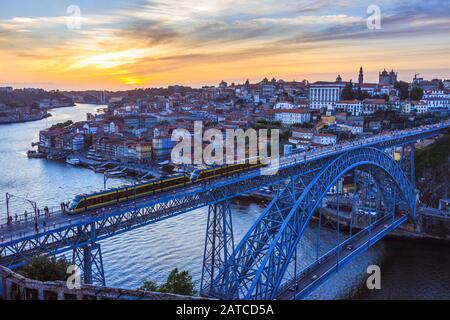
0,266,204,300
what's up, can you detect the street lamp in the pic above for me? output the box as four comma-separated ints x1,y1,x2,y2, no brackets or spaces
5,193,11,224
5,192,38,224
103,173,109,190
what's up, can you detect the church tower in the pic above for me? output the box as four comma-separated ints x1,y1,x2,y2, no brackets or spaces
358,66,364,85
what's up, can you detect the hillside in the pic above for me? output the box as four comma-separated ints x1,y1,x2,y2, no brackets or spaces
415,131,450,207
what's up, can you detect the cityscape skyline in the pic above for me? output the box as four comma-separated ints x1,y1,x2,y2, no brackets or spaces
1,0,450,90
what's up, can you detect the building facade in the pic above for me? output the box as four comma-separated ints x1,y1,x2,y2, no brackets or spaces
309,79,346,110
274,109,311,125
379,69,398,85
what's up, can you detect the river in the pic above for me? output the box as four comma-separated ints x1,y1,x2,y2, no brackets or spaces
0,104,448,299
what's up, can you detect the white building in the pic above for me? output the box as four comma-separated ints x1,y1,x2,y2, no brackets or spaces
337,123,364,135
357,83,377,96
312,133,337,146
309,81,346,110
403,101,430,114
362,99,387,115
421,90,450,112
292,129,314,140
274,109,311,125
335,100,363,116
274,102,297,110
289,129,315,150
415,101,429,114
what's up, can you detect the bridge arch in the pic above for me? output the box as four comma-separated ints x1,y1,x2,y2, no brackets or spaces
218,147,416,300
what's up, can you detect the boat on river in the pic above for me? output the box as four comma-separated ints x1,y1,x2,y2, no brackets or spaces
66,156,81,166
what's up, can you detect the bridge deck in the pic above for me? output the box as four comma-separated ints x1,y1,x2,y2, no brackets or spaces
277,213,408,300
0,122,448,265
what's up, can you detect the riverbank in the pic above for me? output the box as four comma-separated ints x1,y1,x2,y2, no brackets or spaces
316,206,450,244
40,103,76,110
0,112,51,125
1,103,449,299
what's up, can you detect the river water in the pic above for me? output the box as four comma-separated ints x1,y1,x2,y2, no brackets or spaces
0,104,448,299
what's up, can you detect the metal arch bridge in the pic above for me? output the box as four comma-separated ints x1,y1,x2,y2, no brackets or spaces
0,122,449,299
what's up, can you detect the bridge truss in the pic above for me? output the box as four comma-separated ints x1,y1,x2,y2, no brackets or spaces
0,124,448,298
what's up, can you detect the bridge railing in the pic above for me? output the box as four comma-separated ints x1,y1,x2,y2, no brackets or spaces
1,121,448,239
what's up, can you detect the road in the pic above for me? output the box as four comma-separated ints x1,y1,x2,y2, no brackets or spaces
276,213,407,300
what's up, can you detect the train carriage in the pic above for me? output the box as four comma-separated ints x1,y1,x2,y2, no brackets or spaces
68,159,265,214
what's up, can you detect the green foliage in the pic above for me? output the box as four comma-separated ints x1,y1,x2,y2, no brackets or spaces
139,268,196,296
0,89,73,109
158,268,196,295
254,119,282,130
139,280,159,292
49,120,73,130
17,255,71,282
291,122,314,129
415,132,450,206
354,87,372,101
410,86,424,101
394,81,410,100
415,132,450,179
342,81,354,100
256,118,268,125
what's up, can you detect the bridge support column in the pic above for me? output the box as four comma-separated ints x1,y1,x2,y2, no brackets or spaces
72,243,105,286
200,201,234,298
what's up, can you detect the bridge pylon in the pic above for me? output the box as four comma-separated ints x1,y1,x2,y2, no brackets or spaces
72,243,105,286
200,200,235,298
72,222,105,286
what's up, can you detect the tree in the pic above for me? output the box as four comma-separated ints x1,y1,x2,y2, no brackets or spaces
139,268,196,296
158,268,196,295
139,280,159,292
355,86,371,101
394,81,409,100
291,122,314,129
256,118,268,125
410,86,424,101
17,255,71,282
342,81,354,100
49,120,73,130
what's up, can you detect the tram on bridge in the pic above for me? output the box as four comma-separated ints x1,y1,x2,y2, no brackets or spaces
69,160,265,214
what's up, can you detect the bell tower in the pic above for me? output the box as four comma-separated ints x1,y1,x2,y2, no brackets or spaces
358,66,364,85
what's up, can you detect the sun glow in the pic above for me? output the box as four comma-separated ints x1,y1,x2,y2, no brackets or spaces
1,1,449,90
120,76,144,86
69,49,154,70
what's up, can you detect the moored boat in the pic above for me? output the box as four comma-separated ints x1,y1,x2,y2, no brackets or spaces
27,150,46,159
66,156,81,166
105,170,127,178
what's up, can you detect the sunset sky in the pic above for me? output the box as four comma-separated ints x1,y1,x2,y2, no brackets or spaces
1,0,449,90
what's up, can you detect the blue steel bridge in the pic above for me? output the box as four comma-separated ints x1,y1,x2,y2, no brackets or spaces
0,121,449,300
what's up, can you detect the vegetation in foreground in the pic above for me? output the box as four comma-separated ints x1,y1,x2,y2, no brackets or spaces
140,268,196,296
16,255,71,282
415,131,450,207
